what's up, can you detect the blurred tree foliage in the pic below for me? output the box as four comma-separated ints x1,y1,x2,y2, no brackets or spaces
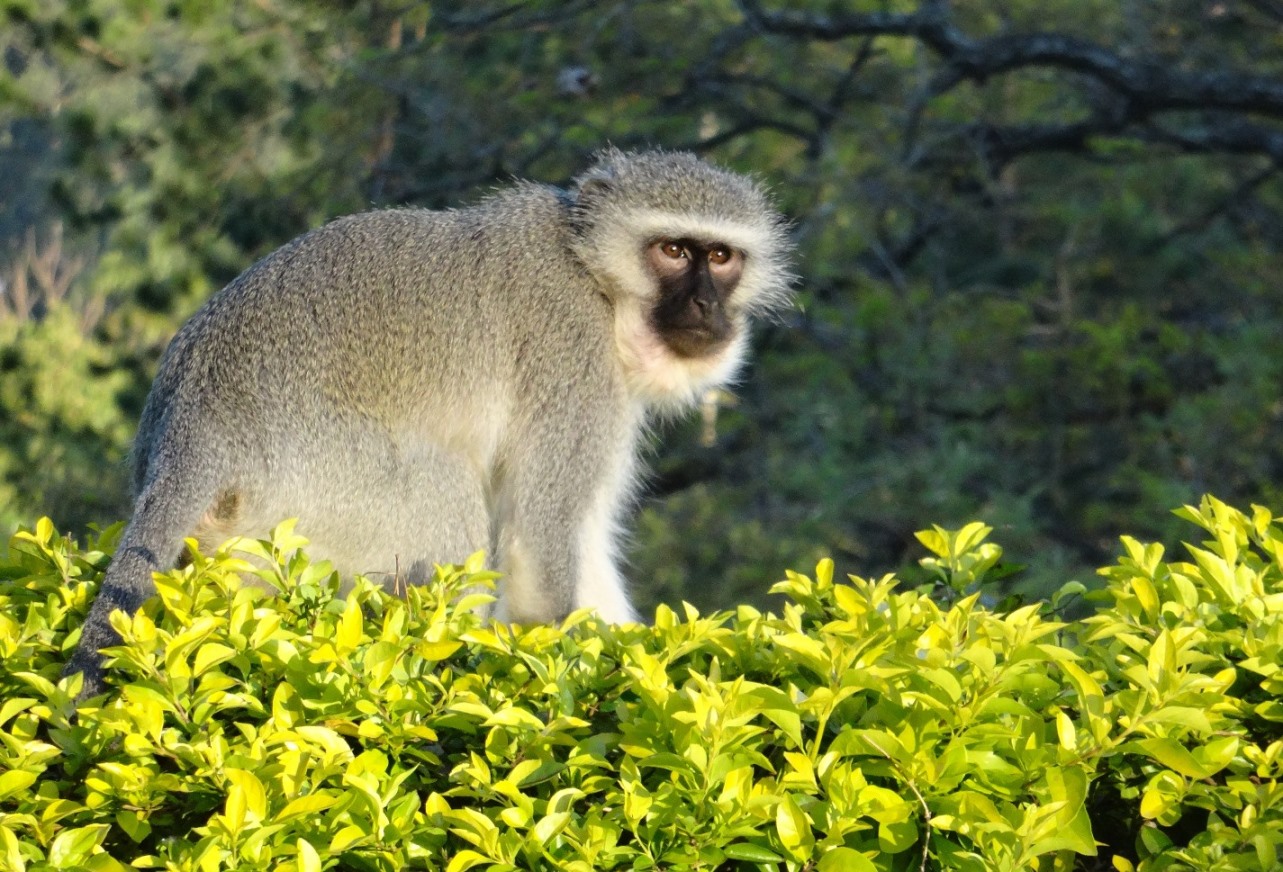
3,0,1283,611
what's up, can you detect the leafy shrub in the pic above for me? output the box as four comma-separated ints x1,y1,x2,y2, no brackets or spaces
0,497,1279,870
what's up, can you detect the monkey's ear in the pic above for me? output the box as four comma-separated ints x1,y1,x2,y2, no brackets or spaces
572,147,624,202
574,174,613,200
567,169,615,224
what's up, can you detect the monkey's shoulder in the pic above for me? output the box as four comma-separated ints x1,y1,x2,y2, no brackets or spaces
313,184,568,247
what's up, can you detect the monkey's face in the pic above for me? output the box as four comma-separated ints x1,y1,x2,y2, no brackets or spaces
645,238,743,359
565,149,795,411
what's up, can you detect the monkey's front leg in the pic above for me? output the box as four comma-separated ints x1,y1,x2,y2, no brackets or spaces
493,424,639,626
572,448,640,624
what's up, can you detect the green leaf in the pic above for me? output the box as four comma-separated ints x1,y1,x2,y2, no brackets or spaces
116,810,152,843
723,843,784,862
1136,737,1235,780
484,706,546,731
0,770,38,800
0,697,35,726
776,794,813,857
276,793,338,822
878,817,919,853
818,847,877,871
48,824,110,865
735,684,803,748
193,643,236,676
533,811,571,843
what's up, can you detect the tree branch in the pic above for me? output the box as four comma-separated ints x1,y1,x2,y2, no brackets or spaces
1242,0,1283,25
737,0,1283,160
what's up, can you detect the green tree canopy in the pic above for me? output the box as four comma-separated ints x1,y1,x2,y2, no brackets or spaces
3,0,1283,608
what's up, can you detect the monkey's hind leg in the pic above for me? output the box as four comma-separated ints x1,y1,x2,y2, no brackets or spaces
412,451,492,599
327,440,492,602
67,452,228,697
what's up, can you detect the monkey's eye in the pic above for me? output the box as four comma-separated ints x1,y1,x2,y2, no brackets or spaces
708,247,733,266
660,241,687,260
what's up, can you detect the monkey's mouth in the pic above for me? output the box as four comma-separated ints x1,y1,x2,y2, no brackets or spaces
661,323,734,359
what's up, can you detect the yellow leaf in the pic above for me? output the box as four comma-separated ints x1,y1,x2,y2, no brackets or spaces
1058,659,1106,738
1137,737,1224,780
294,725,356,761
446,850,490,872
832,584,864,618
623,783,652,824
193,643,236,676
416,639,462,661
269,518,311,552
336,597,364,653
1055,709,1077,750
0,771,37,800
1130,576,1159,621
224,786,246,833
1146,629,1177,692
275,793,337,823
500,806,531,827
329,825,367,853
484,706,545,731
224,769,267,823
915,527,949,558
0,824,26,872
775,794,811,854
463,551,488,574
954,521,993,555
533,811,571,843
1139,785,1172,820
297,838,321,872
773,633,831,675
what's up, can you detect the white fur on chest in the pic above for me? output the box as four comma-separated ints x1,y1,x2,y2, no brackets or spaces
612,299,748,414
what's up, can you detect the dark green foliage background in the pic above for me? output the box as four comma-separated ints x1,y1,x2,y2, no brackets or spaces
3,0,1283,609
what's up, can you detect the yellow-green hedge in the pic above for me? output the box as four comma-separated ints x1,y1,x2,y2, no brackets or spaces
0,497,1280,870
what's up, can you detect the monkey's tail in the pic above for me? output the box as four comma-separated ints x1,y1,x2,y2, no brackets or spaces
67,434,227,697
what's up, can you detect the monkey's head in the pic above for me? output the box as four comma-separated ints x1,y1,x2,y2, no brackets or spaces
567,148,795,409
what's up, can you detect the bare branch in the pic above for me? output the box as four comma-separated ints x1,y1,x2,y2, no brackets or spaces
1,224,90,324
1144,164,1278,251
737,0,1283,162
1143,117,1283,160
435,1,600,34
1242,0,1283,24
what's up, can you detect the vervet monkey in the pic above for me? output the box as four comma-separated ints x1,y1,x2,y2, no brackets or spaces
67,148,795,695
